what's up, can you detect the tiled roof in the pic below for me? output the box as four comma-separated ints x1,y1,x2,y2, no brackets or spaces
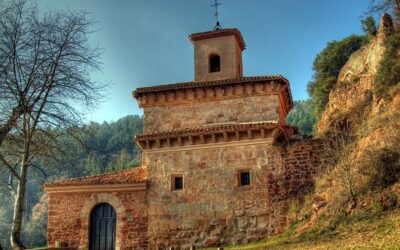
189,28,246,50
136,121,280,141
44,167,147,188
133,75,289,97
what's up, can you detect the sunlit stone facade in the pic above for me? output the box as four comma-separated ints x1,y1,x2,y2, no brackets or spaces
45,28,328,250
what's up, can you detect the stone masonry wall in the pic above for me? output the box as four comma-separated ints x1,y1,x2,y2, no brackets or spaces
145,138,328,249
47,191,148,250
146,141,284,249
143,95,280,133
193,35,242,81
282,139,329,198
45,139,328,250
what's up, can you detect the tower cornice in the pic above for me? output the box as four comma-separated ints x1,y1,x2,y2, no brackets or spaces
132,76,293,116
189,28,246,51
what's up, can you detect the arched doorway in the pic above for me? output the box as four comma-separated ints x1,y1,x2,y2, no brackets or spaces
90,203,116,250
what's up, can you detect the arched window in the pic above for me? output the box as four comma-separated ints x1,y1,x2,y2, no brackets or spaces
209,54,221,73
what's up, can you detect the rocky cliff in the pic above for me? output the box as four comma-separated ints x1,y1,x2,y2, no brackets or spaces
317,13,397,134
300,13,400,227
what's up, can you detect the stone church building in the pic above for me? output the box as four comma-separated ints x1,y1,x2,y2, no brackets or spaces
44,28,327,249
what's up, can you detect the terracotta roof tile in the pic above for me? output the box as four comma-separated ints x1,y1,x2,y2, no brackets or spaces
44,167,147,188
135,121,280,141
133,75,289,97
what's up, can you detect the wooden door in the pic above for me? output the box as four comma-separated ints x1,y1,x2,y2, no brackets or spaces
90,203,116,250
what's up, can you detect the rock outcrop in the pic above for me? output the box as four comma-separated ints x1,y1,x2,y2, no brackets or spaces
317,14,395,134
305,13,400,229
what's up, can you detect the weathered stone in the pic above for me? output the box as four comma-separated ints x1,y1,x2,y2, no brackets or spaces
203,236,221,247
143,95,280,134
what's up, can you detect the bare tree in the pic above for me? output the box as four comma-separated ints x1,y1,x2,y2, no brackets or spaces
368,0,400,25
369,0,400,13
0,1,105,248
324,129,358,202
0,0,25,148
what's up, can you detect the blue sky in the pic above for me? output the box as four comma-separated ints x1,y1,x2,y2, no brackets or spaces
38,0,372,123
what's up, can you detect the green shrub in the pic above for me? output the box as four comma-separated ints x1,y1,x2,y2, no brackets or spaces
362,16,377,37
308,35,366,120
371,197,384,214
375,30,400,96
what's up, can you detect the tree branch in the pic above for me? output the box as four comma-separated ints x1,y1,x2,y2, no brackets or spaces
0,153,21,180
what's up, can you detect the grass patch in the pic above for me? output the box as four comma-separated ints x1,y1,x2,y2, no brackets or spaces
201,208,400,250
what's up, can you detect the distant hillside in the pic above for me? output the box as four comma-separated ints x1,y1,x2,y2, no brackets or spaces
286,100,316,136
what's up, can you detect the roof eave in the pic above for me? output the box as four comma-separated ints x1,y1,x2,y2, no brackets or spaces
44,182,147,193
133,75,289,98
135,121,279,141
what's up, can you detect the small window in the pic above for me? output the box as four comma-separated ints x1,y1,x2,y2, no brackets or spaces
239,171,251,186
172,175,183,190
209,54,220,73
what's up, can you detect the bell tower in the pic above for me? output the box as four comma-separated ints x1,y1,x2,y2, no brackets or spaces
189,28,245,81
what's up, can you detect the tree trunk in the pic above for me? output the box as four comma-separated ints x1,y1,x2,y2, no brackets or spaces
10,157,28,250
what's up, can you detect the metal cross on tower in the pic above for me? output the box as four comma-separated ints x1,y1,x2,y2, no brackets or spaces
210,0,222,30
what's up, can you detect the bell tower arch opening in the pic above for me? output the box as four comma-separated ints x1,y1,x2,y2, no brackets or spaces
209,53,221,73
